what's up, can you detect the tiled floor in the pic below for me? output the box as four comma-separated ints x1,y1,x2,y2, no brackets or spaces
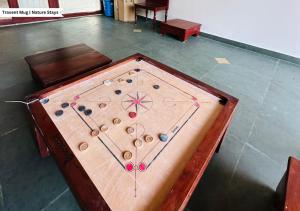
0,15,300,211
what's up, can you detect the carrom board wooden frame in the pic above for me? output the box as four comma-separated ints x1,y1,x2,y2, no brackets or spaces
26,53,238,211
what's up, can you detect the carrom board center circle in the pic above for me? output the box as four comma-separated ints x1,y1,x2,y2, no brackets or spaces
121,92,153,114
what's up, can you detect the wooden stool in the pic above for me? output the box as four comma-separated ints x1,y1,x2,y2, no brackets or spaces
276,156,300,211
25,44,112,88
160,19,201,42
25,44,112,157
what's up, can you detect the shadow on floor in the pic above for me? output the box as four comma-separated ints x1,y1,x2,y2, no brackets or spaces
187,165,278,211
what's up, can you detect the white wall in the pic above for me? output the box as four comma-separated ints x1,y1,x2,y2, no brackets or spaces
166,0,300,58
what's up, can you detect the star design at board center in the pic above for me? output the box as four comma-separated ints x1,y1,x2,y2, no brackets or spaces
124,92,152,112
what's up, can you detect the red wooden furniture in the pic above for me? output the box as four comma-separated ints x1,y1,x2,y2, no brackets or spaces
160,19,201,42
25,54,238,210
25,44,112,88
276,157,300,211
25,44,112,157
134,0,169,29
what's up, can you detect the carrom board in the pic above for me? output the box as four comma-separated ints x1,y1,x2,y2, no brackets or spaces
27,54,238,211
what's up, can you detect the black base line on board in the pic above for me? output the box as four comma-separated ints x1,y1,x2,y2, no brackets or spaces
144,70,194,100
147,107,199,168
78,70,135,97
97,137,125,169
72,107,93,130
140,104,196,163
72,107,125,169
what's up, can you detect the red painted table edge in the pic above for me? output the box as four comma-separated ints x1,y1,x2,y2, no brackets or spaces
26,53,238,211
276,156,300,211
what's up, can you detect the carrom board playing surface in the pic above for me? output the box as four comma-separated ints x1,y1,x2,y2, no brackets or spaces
27,54,238,211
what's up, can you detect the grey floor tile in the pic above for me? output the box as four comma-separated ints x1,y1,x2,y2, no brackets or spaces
0,60,32,90
248,114,300,167
42,190,80,211
203,64,272,103
1,157,67,211
103,46,142,61
187,138,244,211
248,78,300,166
0,82,39,135
227,144,284,211
200,77,263,144
273,60,300,91
0,183,4,211
0,125,39,178
229,96,263,144
248,98,300,166
193,38,279,79
225,50,279,79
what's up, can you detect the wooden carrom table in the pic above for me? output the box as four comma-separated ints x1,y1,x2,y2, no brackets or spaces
26,54,238,211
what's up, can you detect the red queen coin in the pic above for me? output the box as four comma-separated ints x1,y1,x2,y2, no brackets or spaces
129,112,137,118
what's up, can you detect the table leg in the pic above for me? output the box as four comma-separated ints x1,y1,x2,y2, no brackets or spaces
34,125,50,158
135,6,137,24
153,10,157,30
165,9,168,22
275,170,287,210
215,128,228,153
192,32,201,37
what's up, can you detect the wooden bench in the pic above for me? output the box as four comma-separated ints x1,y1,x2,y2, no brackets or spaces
276,156,300,211
25,44,112,88
160,19,201,42
134,0,169,30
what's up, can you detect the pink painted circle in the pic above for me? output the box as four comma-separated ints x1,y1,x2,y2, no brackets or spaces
125,163,134,172
138,162,147,172
73,95,80,100
70,102,77,107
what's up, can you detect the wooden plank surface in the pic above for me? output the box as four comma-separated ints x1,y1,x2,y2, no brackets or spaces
25,44,112,87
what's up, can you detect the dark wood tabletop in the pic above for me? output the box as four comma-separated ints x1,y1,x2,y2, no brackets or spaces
25,44,112,87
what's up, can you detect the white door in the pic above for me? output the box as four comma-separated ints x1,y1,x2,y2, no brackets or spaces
17,0,49,8
0,0,10,20
59,0,101,14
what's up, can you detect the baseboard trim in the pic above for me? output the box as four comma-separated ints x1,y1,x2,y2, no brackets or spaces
136,15,300,65
201,33,300,65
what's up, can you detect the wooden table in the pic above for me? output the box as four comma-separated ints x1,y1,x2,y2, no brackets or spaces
160,19,201,42
134,0,169,29
25,44,112,88
26,54,238,210
276,157,300,211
